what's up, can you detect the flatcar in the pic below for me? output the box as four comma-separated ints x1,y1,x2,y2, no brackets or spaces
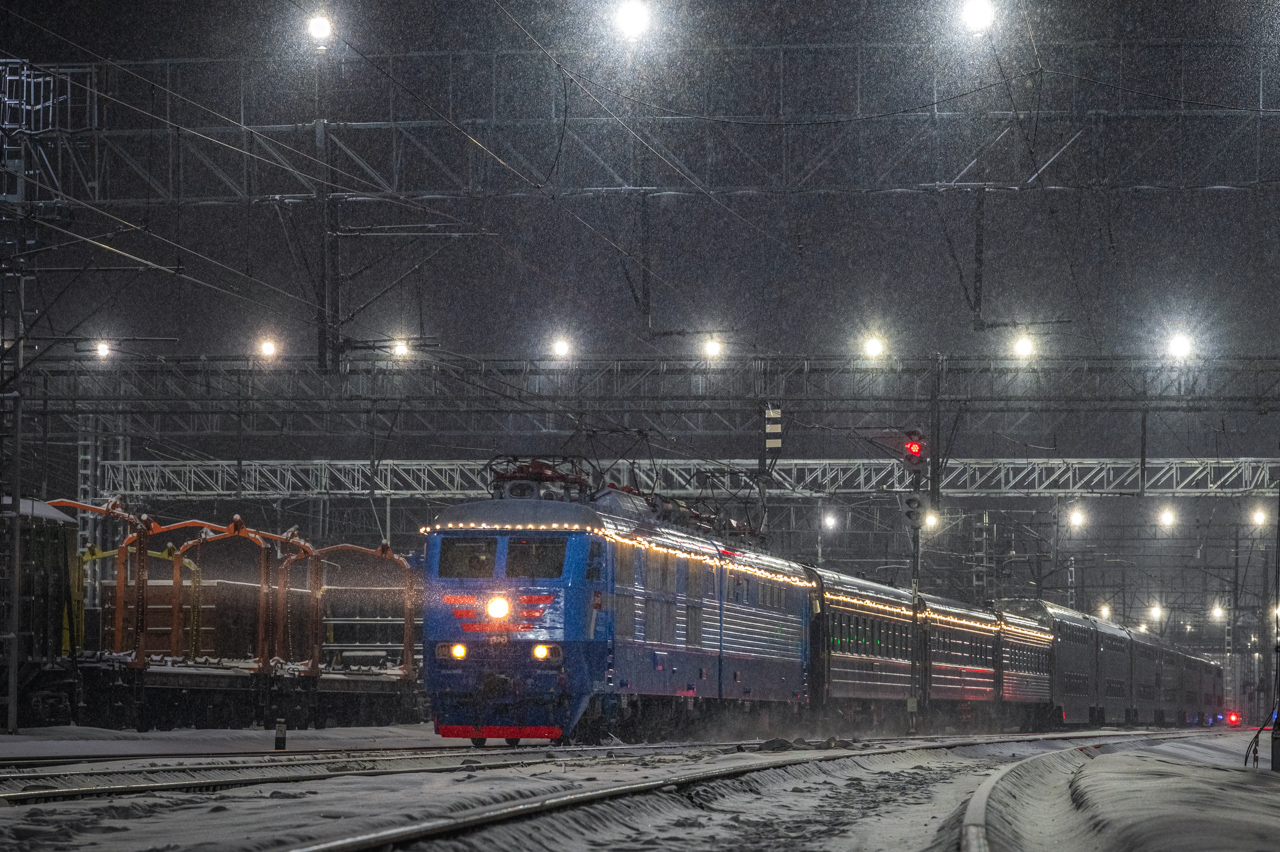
421,475,1223,744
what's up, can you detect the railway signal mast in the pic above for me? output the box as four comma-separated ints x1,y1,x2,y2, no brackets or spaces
901,431,930,734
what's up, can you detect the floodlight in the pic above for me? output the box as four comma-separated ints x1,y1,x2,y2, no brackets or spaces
1159,509,1175,526
1212,605,1223,619
1254,510,1266,526
863,337,885,357
96,342,110,357
393,340,409,356
925,513,938,528
552,339,570,357
1099,605,1110,619
704,339,722,357
1069,509,1084,528
616,2,650,40
260,340,276,357
960,0,996,32
308,17,332,40
1013,335,1033,357
1168,333,1192,358
823,514,837,529
1151,605,1162,619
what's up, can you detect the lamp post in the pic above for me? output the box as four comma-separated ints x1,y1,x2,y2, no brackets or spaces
310,17,339,370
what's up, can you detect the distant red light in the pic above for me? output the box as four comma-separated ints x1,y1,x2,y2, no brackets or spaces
1229,712,1240,725
905,441,923,456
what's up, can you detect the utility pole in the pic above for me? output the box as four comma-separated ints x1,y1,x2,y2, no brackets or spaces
4,273,22,735
315,46,339,370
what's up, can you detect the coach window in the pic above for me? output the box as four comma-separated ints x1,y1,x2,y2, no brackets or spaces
687,561,703,599
438,538,497,578
505,537,567,579
615,543,637,587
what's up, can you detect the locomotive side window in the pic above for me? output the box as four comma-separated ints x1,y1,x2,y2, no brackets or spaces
586,541,604,581
438,538,497,578
615,593,635,641
687,561,704,598
686,605,703,647
615,543,637,587
506,537,567,579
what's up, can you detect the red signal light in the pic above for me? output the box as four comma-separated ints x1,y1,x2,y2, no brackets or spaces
1228,712,1240,725
905,441,923,457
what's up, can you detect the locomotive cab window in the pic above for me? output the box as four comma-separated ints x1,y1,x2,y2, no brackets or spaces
505,537,567,579
438,537,497,578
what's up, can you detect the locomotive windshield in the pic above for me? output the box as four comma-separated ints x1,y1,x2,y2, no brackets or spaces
506,537,567,579
438,537,498,578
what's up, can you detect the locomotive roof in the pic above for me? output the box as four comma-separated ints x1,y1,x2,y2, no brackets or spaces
431,498,606,531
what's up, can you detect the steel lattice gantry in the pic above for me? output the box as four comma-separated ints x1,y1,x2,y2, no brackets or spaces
28,352,1280,440
9,41,1280,204
99,457,1280,500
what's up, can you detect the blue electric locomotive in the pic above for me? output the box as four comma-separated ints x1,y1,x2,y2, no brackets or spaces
420,468,1224,744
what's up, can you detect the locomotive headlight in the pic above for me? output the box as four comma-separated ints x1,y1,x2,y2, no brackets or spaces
532,644,561,662
450,644,467,660
487,597,510,619
533,644,550,660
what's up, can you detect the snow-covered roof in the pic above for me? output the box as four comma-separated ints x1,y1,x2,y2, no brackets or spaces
1,496,75,525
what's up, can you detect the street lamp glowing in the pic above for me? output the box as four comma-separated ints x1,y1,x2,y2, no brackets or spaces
1151,604,1162,619
260,340,276,357
1254,510,1266,526
1168,333,1192,358
616,1,650,40
552,339,570,357
863,337,885,358
925,513,938,528
1069,509,1084,528
96,342,110,357
1139,623,1148,632
1100,605,1110,619
393,340,409,356
1013,335,1034,357
823,514,837,529
308,17,332,40
1212,605,1223,619
960,0,996,32
1159,509,1175,526
704,339,722,357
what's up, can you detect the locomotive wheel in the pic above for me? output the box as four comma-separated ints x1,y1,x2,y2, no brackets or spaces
470,737,487,747
504,738,520,746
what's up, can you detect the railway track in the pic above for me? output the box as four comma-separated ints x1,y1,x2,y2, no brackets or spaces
277,729,1224,852
0,728,1222,846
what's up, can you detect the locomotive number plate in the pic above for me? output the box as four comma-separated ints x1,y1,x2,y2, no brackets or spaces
488,635,510,645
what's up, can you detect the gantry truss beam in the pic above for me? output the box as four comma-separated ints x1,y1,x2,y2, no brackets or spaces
23,354,1280,442
11,39,1280,206
100,457,1280,500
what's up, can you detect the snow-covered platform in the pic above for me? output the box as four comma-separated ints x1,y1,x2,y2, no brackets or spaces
962,731,1280,852
0,723,465,760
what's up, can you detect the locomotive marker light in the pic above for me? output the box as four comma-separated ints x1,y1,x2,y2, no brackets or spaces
451,643,467,660
487,596,510,619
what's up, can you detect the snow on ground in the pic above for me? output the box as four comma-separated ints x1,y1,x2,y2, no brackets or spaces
953,731,1280,852
0,726,1249,844
0,723,489,760
0,735,1159,852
